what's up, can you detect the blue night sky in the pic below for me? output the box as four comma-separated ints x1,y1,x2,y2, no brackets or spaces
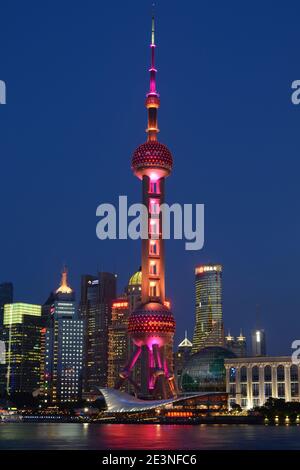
0,0,299,355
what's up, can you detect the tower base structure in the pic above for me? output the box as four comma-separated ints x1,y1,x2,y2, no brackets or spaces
116,302,177,400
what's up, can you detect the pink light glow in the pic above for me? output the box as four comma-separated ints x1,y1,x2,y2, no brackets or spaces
163,357,169,377
146,337,164,350
150,172,158,181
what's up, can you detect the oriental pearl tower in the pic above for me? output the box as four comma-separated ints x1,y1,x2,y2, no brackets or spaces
117,15,176,399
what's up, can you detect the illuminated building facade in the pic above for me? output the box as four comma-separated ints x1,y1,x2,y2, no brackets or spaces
192,264,224,353
225,356,300,409
117,17,176,399
79,272,116,398
251,328,266,356
107,298,129,389
1,303,42,395
41,269,83,403
225,330,247,357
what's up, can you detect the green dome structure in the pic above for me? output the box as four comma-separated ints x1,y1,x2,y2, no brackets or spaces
128,270,142,286
181,346,236,393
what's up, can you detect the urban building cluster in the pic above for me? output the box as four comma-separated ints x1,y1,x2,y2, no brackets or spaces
0,16,298,417
0,262,298,413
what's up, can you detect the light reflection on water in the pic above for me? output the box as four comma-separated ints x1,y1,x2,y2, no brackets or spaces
0,423,300,450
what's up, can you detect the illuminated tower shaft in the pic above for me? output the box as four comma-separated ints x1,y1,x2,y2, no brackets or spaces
138,16,167,306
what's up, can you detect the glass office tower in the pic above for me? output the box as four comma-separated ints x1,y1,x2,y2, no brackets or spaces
192,264,224,353
41,268,84,404
79,272,116,398
1,303,42,395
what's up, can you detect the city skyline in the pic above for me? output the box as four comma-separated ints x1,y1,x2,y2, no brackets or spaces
1,0,300,356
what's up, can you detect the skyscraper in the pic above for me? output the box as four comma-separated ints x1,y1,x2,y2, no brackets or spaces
41,268,83,404
251,329,266,356
0,282,13,328
1,303,42,396
107,298,129,389
192,264,224,353
79,272,116,398
116,16,176,399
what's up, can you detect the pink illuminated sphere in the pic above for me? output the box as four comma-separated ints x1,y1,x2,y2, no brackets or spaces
131,141,173,180
128,302,175,348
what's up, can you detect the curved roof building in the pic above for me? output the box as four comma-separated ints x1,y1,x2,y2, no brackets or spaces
100,388,226,413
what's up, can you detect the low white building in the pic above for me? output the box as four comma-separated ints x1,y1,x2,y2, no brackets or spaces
224,356,300,410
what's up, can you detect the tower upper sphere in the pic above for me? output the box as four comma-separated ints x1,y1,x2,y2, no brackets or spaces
132,141,173,179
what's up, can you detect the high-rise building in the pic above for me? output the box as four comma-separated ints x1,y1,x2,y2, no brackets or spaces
116,16,176,399
79,272,116,398
107,298,129,389
192,264,224,353
0,282,13,328
225,330,247,357
41,268,83,404
1,303,42,396
251,329,266,357
174,331,193,387
107,269,143,392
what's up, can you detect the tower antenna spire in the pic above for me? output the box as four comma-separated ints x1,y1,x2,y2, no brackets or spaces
151,3,155,46
146,6,160,141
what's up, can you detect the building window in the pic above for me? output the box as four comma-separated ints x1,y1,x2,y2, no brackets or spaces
149,219,159,237
229,384,236,396
241,383,247,398
291,365,298,382
149,199,159,215
149,180,160,194
291,382,299,398
240,366,247,383
149,262,158,275
278,383,285,398
149,240,159,255
149,283,158,297
253,399,260,408
241,398,248,408
252,366,259,382
229,367,236,383
264,382,272,398
264,365,272,382
277,365,285,382
252,383,259,397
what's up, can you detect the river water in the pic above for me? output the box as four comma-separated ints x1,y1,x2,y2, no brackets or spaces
0,423,299,450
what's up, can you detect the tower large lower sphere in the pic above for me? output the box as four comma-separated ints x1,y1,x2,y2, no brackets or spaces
116,16,176,399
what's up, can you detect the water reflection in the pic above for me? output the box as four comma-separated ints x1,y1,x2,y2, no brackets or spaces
0,423,300,450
